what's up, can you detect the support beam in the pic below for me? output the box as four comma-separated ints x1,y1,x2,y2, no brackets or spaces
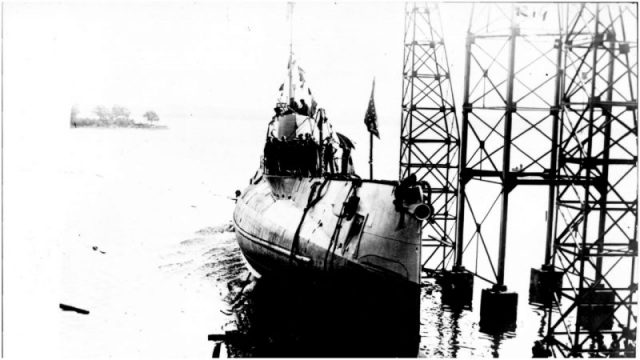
529,35,565,309
400,2,460,276
544,3,638,356
479,12,519,329
453,2,562,319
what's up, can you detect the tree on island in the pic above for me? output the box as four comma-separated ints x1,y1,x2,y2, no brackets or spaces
70,105,80,127
71,104,163,128
112,105,132,126
70,105,79,122
112,105,131,121
94,105,113,123
93,105,133,126
143,111,160,124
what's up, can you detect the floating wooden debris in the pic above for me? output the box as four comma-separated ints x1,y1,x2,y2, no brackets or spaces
92,246,106,254
60,303,90,315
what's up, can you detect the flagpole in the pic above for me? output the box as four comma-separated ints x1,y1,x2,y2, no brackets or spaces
369,132,373,180
319,110,324,175
287,2,294,102
364,77,376,180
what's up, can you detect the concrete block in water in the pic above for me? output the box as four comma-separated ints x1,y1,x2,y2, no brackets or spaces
479,287,518,332
577,286,615,331
439,269,474,308
529,266,563,307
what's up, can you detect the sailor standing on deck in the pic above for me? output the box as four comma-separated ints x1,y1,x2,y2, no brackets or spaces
266,118,277,171
298,99,310,116
263,137,272,173
285,98,299,115
280,136,290,174
323,138,335,174
267,118,278,138
306,133,318,176
294,134,305,175
341,144,351,175
272,137,282,173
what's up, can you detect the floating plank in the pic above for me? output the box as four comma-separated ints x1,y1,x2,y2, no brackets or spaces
59,303,90,315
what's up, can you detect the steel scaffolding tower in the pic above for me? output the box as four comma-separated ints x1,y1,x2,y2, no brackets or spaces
399,2,459,274
398,0,637,353
454,4,562,290
544,3,638,357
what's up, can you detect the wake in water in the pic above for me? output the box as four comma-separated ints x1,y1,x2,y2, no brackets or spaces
157,218,421,357
160,221,245,282
156,219,534,358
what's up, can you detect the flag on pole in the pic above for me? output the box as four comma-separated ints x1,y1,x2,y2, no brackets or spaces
363,79,379,138
278,83,284,91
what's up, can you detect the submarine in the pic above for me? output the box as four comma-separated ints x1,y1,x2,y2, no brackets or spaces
232,55,432,295
230,9,433,355
227,36,437,353
226,3,433,357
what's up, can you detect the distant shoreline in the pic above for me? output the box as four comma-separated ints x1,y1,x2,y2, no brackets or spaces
71,121,167,130
71,125,169,130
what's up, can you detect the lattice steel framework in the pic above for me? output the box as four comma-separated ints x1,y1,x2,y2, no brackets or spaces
454,4,562,287
543,3,638,357
399,2,460,274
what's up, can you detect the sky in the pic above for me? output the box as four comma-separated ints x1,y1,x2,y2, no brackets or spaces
3,1,569,178
3,1,479,180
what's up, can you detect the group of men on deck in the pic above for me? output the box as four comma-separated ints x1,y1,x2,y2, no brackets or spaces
263,102,353,177
264,134,320,176
273,98,312,118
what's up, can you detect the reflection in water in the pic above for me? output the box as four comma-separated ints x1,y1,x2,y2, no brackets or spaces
534,306,546,338
168,223,552,357
169,224,418,356
420,281,519,358
530,304,558,357
420,282,471,357
224,276,420,357
448,308,462,357
479,318,516,358
168,224,423,357
433,299,463,357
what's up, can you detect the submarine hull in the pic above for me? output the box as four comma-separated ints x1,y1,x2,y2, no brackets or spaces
233,174,422,287
232,173,422,355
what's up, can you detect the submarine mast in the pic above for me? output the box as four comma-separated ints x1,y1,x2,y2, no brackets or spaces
287,2,295,102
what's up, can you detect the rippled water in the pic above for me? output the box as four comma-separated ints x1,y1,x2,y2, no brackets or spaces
159,218,554,358
35,126,557,358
